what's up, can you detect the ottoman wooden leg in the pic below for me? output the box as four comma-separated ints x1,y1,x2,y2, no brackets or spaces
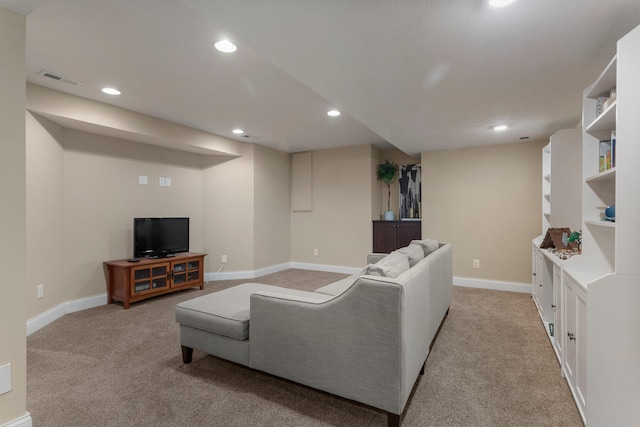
181,345,193,363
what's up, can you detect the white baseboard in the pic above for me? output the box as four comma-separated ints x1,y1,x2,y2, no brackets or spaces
26,294,107,336
205,262,360,282
290,262,361,275
205,262,291,281
27,263,356,334
454,276,531,293
1,412,32,427
25,269,528,336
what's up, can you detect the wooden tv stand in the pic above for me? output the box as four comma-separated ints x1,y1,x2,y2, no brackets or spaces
103,252,207,309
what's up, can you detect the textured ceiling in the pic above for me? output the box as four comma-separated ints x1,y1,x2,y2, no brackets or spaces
4,0,640,155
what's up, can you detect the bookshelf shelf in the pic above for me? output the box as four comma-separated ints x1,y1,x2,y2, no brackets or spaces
585,167,616,184
584,219,615,228
586,55,617,99
586,101,616,137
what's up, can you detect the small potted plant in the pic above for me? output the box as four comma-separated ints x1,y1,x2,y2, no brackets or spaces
377,160,398,220
568,230,582,252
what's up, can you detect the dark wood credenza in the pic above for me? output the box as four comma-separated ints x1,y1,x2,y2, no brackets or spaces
104,252,206,309
373,220,421,253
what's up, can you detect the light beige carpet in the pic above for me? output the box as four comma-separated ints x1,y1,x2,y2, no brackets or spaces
27,269,582,426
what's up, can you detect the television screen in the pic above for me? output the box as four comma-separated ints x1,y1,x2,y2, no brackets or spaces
133,217,189,258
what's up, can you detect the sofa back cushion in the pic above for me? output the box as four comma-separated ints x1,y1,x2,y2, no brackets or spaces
395,243,424,267
411,239,440,257
365,251,410,278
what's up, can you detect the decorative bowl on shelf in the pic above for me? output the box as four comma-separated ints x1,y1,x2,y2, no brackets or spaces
605,204,616,221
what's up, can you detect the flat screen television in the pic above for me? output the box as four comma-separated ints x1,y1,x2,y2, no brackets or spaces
133,217,189,258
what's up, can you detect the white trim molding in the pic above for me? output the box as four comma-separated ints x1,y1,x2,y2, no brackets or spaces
205,262,361,282
26,294,107,336
1,412,32,427
454,276,531,293
25,268,530,336
290,262,361,275
205,262,291,281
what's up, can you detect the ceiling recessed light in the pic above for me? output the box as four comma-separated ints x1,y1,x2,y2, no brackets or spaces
327,110,341,117
489,0,516,7
493,124,509,131
232,129,244,134
101,87,121,95
215,39,237,53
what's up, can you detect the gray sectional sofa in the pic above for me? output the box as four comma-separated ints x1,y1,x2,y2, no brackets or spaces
175,239,453,427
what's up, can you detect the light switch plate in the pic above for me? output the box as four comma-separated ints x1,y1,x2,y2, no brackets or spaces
0,363,12,395
165,177,172,187
138,175,148,185
159,177,166,187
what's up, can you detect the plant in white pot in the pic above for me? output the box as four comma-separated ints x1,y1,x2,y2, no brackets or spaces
377,160,398,220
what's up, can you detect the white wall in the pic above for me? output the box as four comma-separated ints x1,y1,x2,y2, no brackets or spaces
254,145,291,270
291,144,375,267
62,128,205,301
202,144,256,272
26,112,65,319
0,7,28,424
422,141,545,284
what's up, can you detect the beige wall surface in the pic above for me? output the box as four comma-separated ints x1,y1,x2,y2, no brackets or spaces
377,149,420,220
254,145,291,270
370,145,381,220
62,129,204,302
26,84,243,157
26,113,66,319
422,141,545,284
291,144,374,267
202,144,255,272
0,8,27,424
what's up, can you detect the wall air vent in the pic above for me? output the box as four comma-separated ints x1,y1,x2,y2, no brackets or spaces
37,70,84,86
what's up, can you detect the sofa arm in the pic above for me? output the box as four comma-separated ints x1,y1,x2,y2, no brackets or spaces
249,278,405,414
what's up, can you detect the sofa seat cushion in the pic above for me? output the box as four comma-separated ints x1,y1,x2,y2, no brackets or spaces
175,283,328,340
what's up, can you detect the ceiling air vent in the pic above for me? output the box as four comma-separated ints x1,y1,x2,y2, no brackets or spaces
37,70,83,86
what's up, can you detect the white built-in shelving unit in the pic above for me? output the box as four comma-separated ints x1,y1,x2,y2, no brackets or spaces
542,144,551,235
532,128,582,375
560,23,640,426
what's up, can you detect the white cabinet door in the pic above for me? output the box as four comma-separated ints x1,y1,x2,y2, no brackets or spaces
533,250,544,316
553,264,562,363
531,245,537,300
575,286,587,412
563,274,587,419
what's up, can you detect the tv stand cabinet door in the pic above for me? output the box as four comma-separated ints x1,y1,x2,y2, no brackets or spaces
130,262,171,297
170,256,204,289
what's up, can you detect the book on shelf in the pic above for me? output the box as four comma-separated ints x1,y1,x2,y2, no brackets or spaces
611,130,616,168
596,96,608,116
599,140,612,172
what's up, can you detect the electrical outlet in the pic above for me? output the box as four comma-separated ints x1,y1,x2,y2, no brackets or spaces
473,259,480,269
37,284,44,299
313,249,319,256
221,255,227,263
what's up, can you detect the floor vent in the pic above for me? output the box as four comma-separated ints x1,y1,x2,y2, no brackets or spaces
37,70,83,86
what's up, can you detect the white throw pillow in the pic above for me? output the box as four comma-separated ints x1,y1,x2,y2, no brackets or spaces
395,244,424,267
411,239,440,257
365,251,410,278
